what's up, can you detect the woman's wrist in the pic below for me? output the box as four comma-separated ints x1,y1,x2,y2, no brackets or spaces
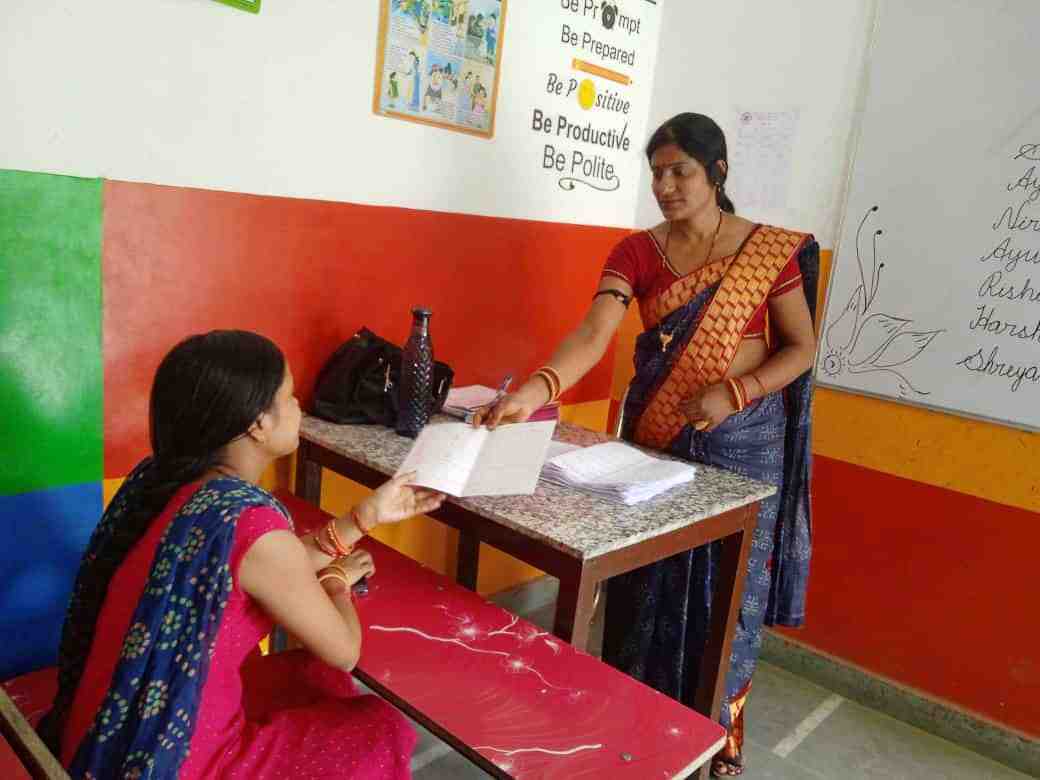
519,377,552,407
352,501,380,532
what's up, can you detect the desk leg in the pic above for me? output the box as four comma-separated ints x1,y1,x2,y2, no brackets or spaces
554,567,597,652
295,441,323,503
693,502,758,725
456,531,480,591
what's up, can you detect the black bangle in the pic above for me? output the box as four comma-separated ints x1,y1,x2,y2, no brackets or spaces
593,289,632,307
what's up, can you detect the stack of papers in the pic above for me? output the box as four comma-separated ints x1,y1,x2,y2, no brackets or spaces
442,385,500,419
541,441,695,505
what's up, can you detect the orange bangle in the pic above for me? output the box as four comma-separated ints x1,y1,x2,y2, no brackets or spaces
539,366,563,401
725,378,745,413
532,371,555,404
325,520,353,557
735,376,750,407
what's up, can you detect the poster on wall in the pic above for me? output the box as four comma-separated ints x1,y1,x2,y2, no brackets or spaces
525,0,656,197
374,0,507,138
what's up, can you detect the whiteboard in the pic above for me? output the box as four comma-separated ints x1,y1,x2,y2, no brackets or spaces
816,0,1040,431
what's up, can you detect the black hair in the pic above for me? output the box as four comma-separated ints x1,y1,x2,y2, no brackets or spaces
646,112,736,214
39,330,285,753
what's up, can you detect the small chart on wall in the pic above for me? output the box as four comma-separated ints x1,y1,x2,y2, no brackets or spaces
374,0,507,137
816,0,1040,431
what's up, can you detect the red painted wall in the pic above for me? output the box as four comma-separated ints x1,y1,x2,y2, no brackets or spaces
784,455,1039,737
102,181,626,476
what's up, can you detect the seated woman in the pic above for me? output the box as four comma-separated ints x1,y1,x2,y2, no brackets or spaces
37,330,445,779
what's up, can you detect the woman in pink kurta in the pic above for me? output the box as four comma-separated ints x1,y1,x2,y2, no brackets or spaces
38,330,444,778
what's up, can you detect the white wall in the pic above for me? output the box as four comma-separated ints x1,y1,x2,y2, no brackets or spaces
635,0,877,247
0,0,662,228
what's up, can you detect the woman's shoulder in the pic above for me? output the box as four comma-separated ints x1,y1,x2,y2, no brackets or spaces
753,221,815,244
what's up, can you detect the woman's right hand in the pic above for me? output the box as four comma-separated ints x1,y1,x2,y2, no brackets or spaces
471,382,549,429
331,550,375,588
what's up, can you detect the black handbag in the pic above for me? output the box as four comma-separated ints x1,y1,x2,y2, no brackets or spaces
311,328,454,426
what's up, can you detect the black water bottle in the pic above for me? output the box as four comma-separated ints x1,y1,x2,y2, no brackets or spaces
396,307,434,438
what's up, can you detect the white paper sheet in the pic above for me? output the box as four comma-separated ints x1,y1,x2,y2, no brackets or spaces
728,108,800,211
396,421,556,497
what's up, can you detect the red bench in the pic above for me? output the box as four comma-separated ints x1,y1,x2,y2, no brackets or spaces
1,493,726,780
0,667,64,779
278,490,725,779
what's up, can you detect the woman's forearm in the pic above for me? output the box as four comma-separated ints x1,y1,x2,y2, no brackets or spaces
321,582,362,670
517,323,613,401
740,343,815,402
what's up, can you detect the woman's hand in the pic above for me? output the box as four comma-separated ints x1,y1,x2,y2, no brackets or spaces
328,550,376,589
680,383,737,433
471,381,550,429
355,472,445,528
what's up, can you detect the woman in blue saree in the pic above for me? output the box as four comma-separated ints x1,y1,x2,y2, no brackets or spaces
476,113,818,777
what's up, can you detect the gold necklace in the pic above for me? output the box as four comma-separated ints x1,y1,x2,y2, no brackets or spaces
659,210,723,352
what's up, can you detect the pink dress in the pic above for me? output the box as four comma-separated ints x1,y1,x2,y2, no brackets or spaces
60,484,415,778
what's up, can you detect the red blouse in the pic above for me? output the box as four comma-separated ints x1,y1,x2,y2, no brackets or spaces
602,229,803,338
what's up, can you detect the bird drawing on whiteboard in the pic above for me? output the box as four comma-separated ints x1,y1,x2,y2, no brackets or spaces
821,206,945,397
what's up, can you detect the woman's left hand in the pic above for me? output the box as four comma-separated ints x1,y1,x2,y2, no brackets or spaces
680,383,737,433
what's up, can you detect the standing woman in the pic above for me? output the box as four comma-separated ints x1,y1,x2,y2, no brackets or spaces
38,330,444,779
475,113,819,777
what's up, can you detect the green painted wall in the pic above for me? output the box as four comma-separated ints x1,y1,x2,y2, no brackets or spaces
0,170,103,495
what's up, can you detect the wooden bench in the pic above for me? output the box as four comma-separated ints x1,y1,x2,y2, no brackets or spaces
0,493,726,780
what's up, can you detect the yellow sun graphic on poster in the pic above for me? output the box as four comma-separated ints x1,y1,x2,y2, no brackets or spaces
578,79,597,110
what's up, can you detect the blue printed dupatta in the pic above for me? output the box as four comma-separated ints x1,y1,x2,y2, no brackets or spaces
42,459,290,779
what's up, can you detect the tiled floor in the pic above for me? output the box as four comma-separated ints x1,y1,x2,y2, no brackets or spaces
394,586,1033,779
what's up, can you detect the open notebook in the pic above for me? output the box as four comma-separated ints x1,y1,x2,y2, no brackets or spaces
541,441,696,505
396,421,556,497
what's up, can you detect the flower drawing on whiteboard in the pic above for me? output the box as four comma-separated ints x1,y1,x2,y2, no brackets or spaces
821,206,945,397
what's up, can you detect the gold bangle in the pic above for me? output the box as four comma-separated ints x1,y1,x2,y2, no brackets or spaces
317,568,350,588
735,377,749,408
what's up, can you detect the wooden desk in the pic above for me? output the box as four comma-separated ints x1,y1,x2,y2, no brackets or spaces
295,415,775,723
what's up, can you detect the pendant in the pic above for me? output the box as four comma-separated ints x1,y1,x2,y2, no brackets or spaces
659,331,674,352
